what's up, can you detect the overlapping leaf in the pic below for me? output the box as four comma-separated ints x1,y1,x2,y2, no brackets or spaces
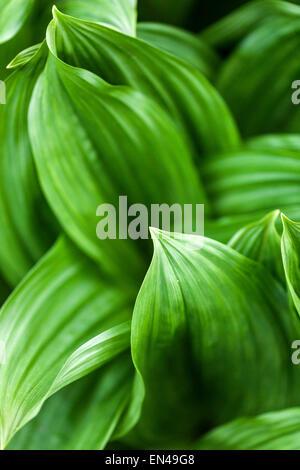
46,8,240,157
201,0,299,49
130,228,300,447
228,210,284,282
1,0,300,452
59,0,137,35
137,22,219,78
247,133,300,158
203,149,300,241
211,2,300,136
29,52,205,280
0,43,57,285
8,355,137,450
0,237,133,448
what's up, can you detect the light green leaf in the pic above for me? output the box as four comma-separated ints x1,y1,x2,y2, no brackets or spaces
0,0,34,44
137,22,219,78
7,42,42,69
204,149,300,220
197,407,300,450
47,8,240,157
29,52,205,280
48,321,131,396
58,0,137,35
8,354,136,450
228,210,284,282
0,43,57,285
247,134,300,159
130,228,300,447
0,237,132,448
281,214,300,316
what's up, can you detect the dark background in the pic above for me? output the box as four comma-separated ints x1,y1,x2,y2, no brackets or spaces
138,0,251,31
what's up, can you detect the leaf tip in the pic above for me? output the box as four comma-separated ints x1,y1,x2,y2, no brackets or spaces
281,212,293,227
52,5,61,20
281,213,300,240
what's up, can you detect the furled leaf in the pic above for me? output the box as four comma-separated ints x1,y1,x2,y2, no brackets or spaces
8,354,137,450
0,0,34,44
0,237,133,448
29,52,205,280
281,214,300,316
0,43,57,285
137,22,219,78
47,7,240,157
197,408,300,450
228,210,284,282
130,228,300,447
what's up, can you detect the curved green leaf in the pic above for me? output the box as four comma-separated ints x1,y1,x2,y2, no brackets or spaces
204,150,300,220
58,0,137,35
7,43,42,69
46,8,240,157
216,5,300,136
137,22,219,78
201,0,298,49
247,134,300,158
0,0,34,44
29,53,205,280
197,408,300,450
0,43,57,285
281,214,300,316
8,354,136,450
130,228,300,447
228,210,284,282
0,237,132,448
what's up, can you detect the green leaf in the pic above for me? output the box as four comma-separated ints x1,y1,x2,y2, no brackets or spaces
47,8,240,157
281,214,300,316
228,210,285,283
130,228,300,447
197,407,300,450
0,0,34,44
7,42,42,69
0,43,57,285
247,134,300,159
137,22,219,78
8,354,137,450
29,52,205,280
215,4,300,136
0,237,132,448
203,149,300,220
201,0,298,49
58,0,137,35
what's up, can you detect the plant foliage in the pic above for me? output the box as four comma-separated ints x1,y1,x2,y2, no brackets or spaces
1,0,300,450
